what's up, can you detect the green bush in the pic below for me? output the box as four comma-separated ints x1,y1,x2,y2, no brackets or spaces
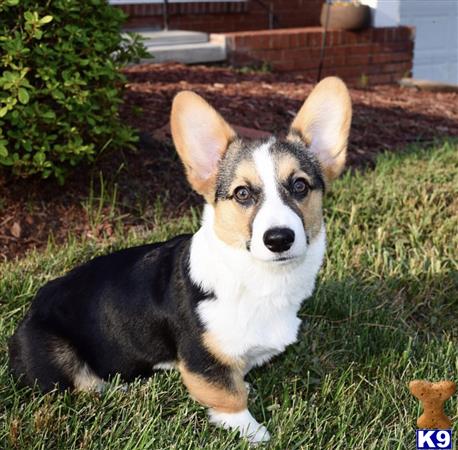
0,0,148,181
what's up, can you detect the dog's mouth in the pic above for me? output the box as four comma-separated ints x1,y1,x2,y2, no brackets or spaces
275,256,293,262
249,252,301,264
273,253,305,264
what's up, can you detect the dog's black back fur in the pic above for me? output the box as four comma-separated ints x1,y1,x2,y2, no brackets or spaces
8,234,232,391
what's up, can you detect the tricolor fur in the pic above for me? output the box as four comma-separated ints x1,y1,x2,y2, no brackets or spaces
8,77,352,443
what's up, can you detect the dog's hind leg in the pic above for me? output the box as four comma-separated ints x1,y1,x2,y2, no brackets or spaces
71,361,106,393
9,319,71,391
48,336,105,393
8,318,104,393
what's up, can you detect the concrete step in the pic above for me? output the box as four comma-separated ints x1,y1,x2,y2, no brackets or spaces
128,29,209,47
144,37,226,64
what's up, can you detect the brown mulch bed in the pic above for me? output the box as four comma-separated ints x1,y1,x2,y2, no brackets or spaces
1,63,457,262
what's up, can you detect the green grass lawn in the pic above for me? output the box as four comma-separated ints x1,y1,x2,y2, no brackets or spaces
1,141,457,450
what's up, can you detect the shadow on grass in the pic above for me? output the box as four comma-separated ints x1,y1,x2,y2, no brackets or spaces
251,270,458,402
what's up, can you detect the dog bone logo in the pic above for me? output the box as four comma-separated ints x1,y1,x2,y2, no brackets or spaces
409,380,456,429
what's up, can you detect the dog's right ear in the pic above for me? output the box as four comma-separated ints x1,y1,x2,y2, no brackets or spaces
171,91,236,200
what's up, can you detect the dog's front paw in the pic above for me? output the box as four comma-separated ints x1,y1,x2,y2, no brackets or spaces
209,408,270,444
244,424,270,444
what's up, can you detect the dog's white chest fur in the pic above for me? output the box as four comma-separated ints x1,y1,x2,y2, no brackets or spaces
198,294,302,369
190,206,326,369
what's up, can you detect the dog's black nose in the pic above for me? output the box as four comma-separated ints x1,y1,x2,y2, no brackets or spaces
263,228,295,253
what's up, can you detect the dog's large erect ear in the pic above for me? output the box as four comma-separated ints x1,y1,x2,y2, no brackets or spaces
171,91,236,198
288,77,352,182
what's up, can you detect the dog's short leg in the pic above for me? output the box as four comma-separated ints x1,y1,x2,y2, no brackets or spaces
73,363,106,393
178,361,270,443
209,409,270,443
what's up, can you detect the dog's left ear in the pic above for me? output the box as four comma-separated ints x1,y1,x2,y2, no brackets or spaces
171,91,236,200
288,77,352,182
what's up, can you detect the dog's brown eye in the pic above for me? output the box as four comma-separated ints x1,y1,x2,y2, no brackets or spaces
293,178,308,194
234,186,251,203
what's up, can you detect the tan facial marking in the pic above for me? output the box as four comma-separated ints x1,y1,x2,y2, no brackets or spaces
276,153,312,186
202,332,245,371
213,159,261,248
298,190,323,241
229,159,263,191
178,361,247,413
275,153,323,242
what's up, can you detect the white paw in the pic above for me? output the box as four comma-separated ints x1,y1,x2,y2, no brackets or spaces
244,381,252,393
117,383,129,392
153,361,177,370
244,424,271,444
209,408,270,443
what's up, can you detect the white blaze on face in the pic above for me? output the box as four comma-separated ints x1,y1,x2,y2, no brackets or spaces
250,142,307,262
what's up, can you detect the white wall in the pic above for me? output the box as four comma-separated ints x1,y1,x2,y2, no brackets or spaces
360,0,399,26
360,0,458,83
400,0,458,83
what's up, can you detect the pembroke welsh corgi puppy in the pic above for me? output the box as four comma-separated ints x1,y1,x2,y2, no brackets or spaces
9,77,351,443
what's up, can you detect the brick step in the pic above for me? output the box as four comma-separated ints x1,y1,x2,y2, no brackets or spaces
221,26,415,85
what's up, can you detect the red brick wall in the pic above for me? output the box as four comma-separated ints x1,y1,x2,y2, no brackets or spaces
120,0,323,33
224,26,415,84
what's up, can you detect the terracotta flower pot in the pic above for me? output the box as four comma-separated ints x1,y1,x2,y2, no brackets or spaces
320,3,371,30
